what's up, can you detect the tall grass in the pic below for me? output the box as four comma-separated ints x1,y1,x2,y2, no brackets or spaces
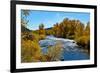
46,42,63,61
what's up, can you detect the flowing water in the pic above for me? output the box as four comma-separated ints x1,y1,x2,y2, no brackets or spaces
39,36,89,61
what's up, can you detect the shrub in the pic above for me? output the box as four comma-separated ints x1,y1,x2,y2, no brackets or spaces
76,35,90,50
39,34,46,40
21,37,42,62
46,29,53,35
67,35,75,39
46,42,63,61
32,33,40,42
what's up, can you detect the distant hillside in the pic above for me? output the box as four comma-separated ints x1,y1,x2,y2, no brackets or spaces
21,25,31,32
45,27,52,30
33,27,52,31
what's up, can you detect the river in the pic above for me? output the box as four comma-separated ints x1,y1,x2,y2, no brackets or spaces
39,35,89,61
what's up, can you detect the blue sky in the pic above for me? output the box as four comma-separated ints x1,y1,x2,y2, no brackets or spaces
21,10,90,30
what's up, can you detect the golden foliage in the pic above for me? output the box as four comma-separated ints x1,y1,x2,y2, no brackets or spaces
75,22,90,51
46,42,63,61
51,18,90,51
39,34,46,40
21,32,42,62
21,18,90,62
76,36,89,47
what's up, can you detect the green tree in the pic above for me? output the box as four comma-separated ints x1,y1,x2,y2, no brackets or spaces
39,24,45,35
39,24,46,40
